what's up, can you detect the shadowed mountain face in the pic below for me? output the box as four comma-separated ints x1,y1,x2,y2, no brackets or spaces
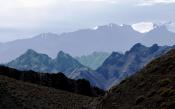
0,66,105,97
95,49,175,109
0,75,93,109
96,43,175,89
76,52,110,70
0,23,175,63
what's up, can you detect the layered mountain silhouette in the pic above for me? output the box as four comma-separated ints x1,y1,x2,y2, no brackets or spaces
7,49,84,74
7,50,105,88
95,49,175,109
7,43,175,90
1,23,175,63
76,52,110,70
1,47,175,109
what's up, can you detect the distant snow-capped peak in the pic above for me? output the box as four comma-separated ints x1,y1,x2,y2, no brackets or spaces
132,22,175,33
93,26,99,30
132,22,155,33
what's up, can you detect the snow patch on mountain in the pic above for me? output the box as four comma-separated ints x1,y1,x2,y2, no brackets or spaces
132,22,155,33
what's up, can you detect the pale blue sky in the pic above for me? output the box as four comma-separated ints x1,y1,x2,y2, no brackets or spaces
0,0,175,42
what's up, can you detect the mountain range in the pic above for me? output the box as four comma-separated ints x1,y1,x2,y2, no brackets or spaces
7,43,175,90
1,46,175,109
96,43,175,89
0,23,175,63
7,49,84,75
7,50,105,89
94,48,175,109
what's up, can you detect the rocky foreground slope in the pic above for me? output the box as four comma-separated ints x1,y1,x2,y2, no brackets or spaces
0,66,104,97
95,49,175,109
0,75,94,109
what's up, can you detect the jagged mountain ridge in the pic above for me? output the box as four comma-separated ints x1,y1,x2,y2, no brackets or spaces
7,44,175,90
7,49,84,74
7,50,106,89
97,43,175,89
95,49,175,109
1,23,175,63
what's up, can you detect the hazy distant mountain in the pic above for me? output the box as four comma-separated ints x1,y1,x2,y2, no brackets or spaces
142,24,175,46
53,51,84,75
7,50,84,74
7,49,53,72
97,43,175,89
76,52,110,70
7,50,105,88
1,23,175,63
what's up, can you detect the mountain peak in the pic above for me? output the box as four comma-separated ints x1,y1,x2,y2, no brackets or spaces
25,49,38,55
8,50,85,74
96,49,175,109
56,51,82,65
57,51,70,59
132,22,154,33
150,23,169,33
150,43,159,49
111,52,123,57
58,50,64,54
130,43,146,52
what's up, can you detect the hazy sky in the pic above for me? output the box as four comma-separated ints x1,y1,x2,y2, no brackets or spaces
0,0,175,42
